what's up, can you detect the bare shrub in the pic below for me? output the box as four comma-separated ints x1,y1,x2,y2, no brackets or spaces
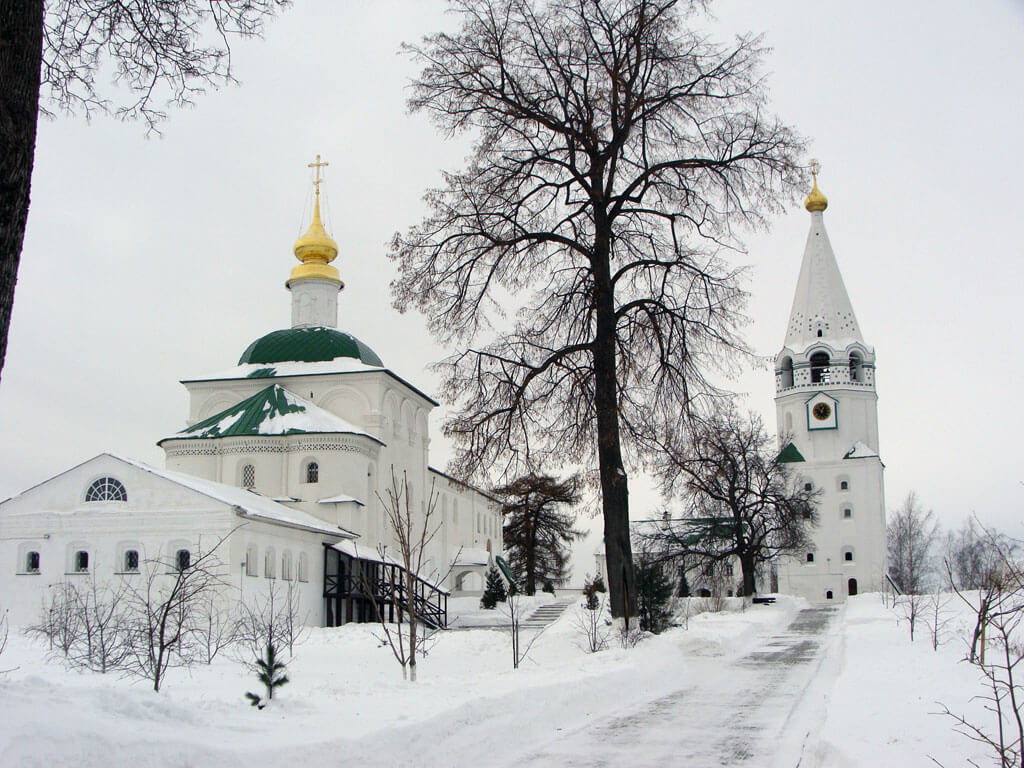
573,596,610,654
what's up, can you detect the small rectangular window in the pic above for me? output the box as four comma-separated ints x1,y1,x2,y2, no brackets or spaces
840,481,849,490
75,550,89,572
26,551,40,573
124,550,139,571
804,482,813,491
806,552,814,563
843,508,852,518
844,551,853,562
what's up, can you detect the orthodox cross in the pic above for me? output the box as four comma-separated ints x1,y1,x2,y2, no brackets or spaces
809,158,821,178
308,154,329,195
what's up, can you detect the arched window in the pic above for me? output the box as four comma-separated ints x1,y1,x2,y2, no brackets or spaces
305,461,319,484
806,552,815,563
848,578,858,596
25,551,40,573
839,479,849,491
779,357,794,389
297,552,309,583
265,548,276,579
246,544,258,577
74,550,89,572
809,352,830,384
826,590,834,600
176,549,191,571
85,477,127,502
241,464,256,489
124,549,139,572
843,507,853,519
282,551,293,581
849,353,863,383
843,549,854,562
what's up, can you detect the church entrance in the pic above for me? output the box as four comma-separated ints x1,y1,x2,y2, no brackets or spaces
848,578,858,596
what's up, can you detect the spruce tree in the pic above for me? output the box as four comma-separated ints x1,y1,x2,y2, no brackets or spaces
635,558,673,634
245,641,289,708
480,565,507,609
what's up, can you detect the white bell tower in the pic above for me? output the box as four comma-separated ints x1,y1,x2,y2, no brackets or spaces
774,164,887,603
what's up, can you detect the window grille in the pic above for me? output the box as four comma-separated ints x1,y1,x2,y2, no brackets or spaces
85,477,127,502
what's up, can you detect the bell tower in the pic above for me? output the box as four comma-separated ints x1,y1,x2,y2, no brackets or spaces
774,164,887,603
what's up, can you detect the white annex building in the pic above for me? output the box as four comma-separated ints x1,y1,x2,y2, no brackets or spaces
0,163,502,628
773,171,887,603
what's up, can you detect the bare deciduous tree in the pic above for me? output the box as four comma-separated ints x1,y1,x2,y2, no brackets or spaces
0,0,288,382
887,491,939,595
390,0,805,622
364,468,444,682
122,542,229,691
647,408,819,596
234,578,308,664
574,595,610,653
938,527,1024,768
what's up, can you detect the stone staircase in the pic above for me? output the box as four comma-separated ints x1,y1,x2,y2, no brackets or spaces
521,597,576,630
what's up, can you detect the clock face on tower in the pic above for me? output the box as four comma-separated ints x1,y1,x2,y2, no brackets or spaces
806,393,838,430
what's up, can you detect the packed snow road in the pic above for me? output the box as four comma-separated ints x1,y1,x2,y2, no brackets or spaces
322,605,842,768
499,607,841,767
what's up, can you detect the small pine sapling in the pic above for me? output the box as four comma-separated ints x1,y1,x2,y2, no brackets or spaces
245,641,289,709
542,579,555,595
480,565,507,609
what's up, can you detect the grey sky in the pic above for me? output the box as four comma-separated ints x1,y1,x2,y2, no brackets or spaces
2,0,1021,537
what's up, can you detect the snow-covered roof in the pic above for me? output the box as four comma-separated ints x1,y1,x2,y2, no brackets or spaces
331,540,450,594
784,206,865,350
160,384,381,444
843,441,879,459
111,454,357,538
451,547,490,567
318,494,364,505
184,356,384,383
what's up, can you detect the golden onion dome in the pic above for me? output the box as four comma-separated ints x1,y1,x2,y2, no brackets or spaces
287,195,342,287
805,171,828,213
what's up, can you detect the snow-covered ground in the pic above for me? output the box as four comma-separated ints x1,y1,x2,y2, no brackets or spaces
0,593,997,767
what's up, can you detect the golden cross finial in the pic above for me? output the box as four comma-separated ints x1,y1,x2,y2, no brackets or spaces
809,158,821,178
308,154,329,196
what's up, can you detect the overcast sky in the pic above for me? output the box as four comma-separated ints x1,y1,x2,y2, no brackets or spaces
2,0,1021,540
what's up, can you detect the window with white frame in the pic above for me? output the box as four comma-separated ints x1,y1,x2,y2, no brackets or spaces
25,550,40,573
241,464,255,489
246,544,258,577
74,550,89,572
124,549,139,572
297,552,309,582
176,549,191,571
85,476,127,502
305,461,319,484
282,551,293,581
265,547,276,578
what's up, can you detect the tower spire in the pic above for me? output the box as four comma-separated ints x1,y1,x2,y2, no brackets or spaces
287,154,343,328
783,164,862,349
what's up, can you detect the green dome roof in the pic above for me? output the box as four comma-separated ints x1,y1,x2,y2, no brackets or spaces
239,327,384,367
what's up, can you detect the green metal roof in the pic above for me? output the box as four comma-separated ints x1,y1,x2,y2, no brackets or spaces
169,384,372,440
777,442,806,463
238,327,383,367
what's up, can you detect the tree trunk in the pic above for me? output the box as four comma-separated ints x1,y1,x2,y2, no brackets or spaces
591,213,636,623
740,552,757,596
0,0,43,383
525,513,536,595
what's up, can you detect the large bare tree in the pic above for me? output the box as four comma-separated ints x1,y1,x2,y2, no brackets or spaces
0,0,288,383
648,408,818,596
390,0,804,620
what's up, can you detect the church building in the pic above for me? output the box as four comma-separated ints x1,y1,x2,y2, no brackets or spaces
774,170,887,603
0,159,502,628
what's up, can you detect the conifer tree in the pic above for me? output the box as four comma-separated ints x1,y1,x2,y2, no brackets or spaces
493,473,582,595
480,565,507,609
245,641,289,708
635,557,673,634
